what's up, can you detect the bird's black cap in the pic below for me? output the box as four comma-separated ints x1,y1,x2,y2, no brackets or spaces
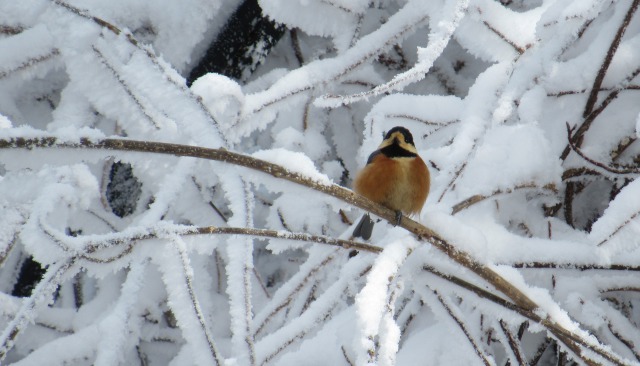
384,126,414,146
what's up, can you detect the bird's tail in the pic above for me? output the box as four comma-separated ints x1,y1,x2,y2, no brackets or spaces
352,213,375,240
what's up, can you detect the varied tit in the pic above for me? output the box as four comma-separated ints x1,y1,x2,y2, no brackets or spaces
352,126,430,240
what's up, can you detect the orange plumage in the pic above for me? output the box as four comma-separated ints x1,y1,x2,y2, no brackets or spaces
352,126,430,239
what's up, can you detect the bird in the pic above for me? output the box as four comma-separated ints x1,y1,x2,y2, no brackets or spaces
352,126,430,240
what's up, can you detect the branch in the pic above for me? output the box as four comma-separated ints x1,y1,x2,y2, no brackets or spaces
316,0,469,107
174,237,223,366
0,49,60,80
451,183,558,214
50,0,229,146
92,45,162,130
240,1,432,119
561,64,640,160
565,123,640,175
583,0,640,118
482,20,526,54
608,322,640,362
548,85,640,97
0,258,76,361
423,266,632,365
384,113,459,127
597,210,640,246
0,136,632,365
430,288,493,366
499,319,527,366
510,262,640,272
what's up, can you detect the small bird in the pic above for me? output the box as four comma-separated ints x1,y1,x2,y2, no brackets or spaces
352,126,430,240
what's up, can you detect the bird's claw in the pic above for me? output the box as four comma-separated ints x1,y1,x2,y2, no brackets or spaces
394,210,402,226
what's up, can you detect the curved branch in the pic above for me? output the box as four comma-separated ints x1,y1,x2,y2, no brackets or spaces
566,123,640,175
0,135,631,365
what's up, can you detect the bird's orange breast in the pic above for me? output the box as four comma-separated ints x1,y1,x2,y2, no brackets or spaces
353,154,430,215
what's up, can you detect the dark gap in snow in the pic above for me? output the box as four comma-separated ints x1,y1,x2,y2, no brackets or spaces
106,162,142,218
11,256,45,297
186,0,285,84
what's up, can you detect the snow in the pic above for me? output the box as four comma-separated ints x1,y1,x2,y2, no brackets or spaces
252,148,332,186
1,0,640,365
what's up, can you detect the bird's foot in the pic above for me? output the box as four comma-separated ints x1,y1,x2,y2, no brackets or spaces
394,210,403,226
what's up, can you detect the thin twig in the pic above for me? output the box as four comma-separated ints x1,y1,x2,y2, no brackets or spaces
290,28,304,67
499,319,527,366
0,49,60,79
438,161,468,202
254,253,336,337
608,322,640,362
530,338,552,366
317,1,468,107
431,288,493,366
510,262,640,271
548,85,640,97
170,237,224,365
482,20,526,54
597,210,640,246
50,0,229,146
452,183,558,214
561,63,640,160
565,123,640,174
0,258,76,361
385,113,458,127
583,0,640,118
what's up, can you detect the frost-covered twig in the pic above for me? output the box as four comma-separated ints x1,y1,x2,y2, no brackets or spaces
92,45,163,130
562,63,640,160
583,0,640,118
316,0,470,107
224,178,256,366
157,236,223,366
438,161,468,202
510,262,640,271
451,183,558,214
566,123,640,175
0,258,76,361
597,210,640,246
354,240,413,365
498,319,526,366
481,20,526,54
50,0,229,146
0,49,60,80
548,85,640,97
423,266,634,365
530,338,552,366
254,250,337,337
607,322,640,362
242,0,433,120
0,24,23,35
384,114,459,127
256,256,373,365
427,288,494,366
